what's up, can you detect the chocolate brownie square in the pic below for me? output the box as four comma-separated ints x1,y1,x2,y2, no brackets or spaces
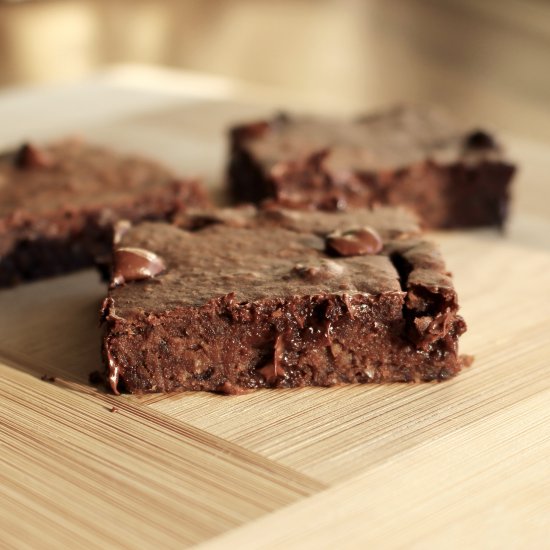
228,106,516,228
101,206,468,394
0,140,209,286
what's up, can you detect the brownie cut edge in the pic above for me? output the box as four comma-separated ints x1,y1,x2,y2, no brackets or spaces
101,206,468,395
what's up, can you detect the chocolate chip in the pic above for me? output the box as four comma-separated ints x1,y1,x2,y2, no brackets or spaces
111,247,166,286
326,226,383,257
15,143,55,169
464,130,496,150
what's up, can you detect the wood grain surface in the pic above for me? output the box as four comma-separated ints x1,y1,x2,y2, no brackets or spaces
0,69,549,549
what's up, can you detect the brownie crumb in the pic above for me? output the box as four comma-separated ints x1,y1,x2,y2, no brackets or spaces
40,374,56,383
109,406,119,413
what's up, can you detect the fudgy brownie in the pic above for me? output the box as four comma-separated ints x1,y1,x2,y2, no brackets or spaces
101,206,468,395
0,140,209,286
228,105,516,228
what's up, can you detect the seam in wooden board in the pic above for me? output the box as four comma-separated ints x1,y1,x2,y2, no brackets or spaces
263,338,550,476
195,389,550,549
2,320,540,470
135,322,550,485
219,365,550,484
1,318,548,490
0,360,327,495
0,367,328,499
0,371,330,546
0,379,317,549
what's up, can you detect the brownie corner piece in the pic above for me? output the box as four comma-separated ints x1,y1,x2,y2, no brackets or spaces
227,106,516,228
101,205,468,395
0,140,210,286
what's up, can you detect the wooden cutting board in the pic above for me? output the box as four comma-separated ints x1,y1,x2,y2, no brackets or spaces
0,69,549,549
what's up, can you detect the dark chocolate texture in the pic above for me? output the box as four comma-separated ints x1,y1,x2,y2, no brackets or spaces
0,140,209,286
228,105,516,228
102,206,467,394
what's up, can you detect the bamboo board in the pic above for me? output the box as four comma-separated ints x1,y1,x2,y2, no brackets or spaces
0,71,549,549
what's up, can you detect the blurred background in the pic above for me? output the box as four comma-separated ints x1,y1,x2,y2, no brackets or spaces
0,0,549,141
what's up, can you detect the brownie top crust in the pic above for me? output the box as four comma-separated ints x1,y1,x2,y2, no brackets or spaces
234,105,507,173
174,204,420,240
0,140,191,218
106,206,457,314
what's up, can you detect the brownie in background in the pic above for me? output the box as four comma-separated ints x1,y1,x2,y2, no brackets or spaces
228,106,516,229
0,140,209,286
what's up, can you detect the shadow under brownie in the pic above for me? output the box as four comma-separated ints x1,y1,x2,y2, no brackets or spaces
101,206,468,394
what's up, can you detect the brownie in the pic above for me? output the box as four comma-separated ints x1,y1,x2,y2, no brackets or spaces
101,205,468,395
0,140,209,286
228,105,516,228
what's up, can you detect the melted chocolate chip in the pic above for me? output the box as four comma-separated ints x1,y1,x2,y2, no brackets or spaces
464,130,496,150
15,143,55,169
112,247,166,286
326,226,383,257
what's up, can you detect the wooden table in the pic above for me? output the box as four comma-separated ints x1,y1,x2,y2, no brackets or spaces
1,66,549,549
